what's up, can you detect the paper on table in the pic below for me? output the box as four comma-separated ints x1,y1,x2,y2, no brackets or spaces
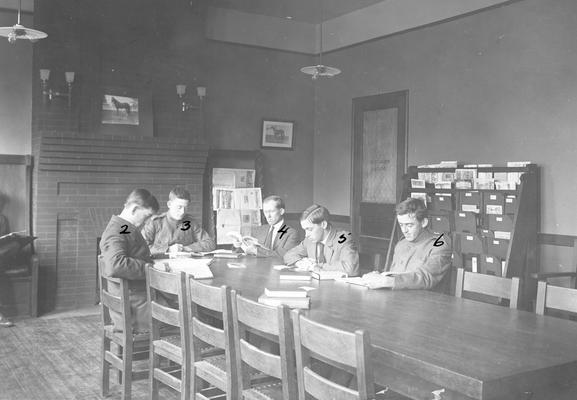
273,265,293,271
155,258,214,279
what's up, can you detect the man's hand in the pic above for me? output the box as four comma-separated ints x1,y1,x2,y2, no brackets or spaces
361,272,395,289
168,244,184,253
231,239,243,248
151,262,171,273
295,258,317,271
241,243,258,256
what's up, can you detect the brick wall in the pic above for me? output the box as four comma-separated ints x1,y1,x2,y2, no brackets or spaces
33,133,208,313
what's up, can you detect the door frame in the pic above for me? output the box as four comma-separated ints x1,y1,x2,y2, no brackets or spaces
350,90,409,264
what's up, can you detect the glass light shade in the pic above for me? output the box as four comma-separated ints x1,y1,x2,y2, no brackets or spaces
40,69,50,81
196,86,206,98
176,84,186,97
65,71,75,84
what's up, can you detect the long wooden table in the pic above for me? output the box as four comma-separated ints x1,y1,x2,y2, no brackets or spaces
201,256,577,400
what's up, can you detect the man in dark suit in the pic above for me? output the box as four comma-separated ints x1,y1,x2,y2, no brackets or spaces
100,188,159,332
233,195,299,258
284,204,359,276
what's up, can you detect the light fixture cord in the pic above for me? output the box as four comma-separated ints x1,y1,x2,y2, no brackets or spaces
319,0,324,65
17,0,21,25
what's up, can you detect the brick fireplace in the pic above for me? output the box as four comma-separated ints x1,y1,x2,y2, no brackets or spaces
33,132,208,313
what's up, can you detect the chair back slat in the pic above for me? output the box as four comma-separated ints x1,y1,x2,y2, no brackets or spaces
455,268,520,309
303,367,359,400
192,318,226,349
148,267,181,295
188,278,224,312
101,290,124,314
235,294,280,335
150,301,181,327
297,313,357,366
239,340,282,379
536,280,577,315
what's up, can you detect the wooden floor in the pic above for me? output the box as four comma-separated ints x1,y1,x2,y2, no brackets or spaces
0,314,178,400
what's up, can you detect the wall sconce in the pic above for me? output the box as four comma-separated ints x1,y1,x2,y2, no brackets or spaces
176,84,206,112
40,69,75,108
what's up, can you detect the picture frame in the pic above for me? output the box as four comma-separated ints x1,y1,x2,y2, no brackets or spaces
99,86,153,137
261,119,294,150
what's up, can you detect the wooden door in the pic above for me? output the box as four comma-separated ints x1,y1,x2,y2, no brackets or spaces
351,91,407,271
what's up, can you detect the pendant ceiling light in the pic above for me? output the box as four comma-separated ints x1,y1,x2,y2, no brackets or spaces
300,0,341,79
0,0,47,44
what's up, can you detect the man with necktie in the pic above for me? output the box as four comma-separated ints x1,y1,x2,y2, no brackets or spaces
284,204,359,276
233,195,299,258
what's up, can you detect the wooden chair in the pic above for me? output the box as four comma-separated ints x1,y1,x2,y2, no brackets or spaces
146,267,190,400
187,277,237,400
455,268,521,309
535,280,577,316
231,290,297,400
99,256,149,400
0,154,38,317
292,309,379,400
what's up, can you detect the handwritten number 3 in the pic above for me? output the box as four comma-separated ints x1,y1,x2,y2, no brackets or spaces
180,221,191,231
120,225,130,234
433,233,445,247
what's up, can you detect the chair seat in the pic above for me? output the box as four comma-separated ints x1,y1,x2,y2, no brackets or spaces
195,355,228,390
104,324,150,345
243,380,283,400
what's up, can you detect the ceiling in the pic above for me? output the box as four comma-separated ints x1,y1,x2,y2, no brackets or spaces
208,0,387,23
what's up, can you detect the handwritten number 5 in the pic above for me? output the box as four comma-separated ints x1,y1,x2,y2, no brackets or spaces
433,233,445,247
120,225,130,234
180,221,191,231
338,234,348,244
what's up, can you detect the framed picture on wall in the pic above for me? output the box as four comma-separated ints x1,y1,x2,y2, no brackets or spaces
261,119,294,150
99,86,153,137
102,94,139,125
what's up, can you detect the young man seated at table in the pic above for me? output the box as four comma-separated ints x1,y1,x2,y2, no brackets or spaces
284,204,359,277
232,195,300,258
361,197,452,292
142,186,215,255
100,188,159,333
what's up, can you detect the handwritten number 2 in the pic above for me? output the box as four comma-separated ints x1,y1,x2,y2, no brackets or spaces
120,225,130,234
180,221,191,231
277,225,289,240
433,233,445,247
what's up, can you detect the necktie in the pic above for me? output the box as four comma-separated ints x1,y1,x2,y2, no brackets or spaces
264,226,274,249
316,242,326,264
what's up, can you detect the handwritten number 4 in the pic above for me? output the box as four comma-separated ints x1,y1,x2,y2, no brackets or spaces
180,221,191,231
120,225,130,234
433,233,445,247
278,225,289,240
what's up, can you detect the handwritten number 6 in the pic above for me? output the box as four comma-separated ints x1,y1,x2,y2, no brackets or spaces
433,233,445,247
180,221,191,231
120,225,130,234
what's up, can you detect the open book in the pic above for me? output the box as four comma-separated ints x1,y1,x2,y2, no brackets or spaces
226,231,260,247
154,258,214,279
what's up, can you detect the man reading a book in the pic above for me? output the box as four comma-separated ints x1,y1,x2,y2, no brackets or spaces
361,197,452,291
143,186,215,255
232,195,299,258
100,188,159,332
284,204,359,276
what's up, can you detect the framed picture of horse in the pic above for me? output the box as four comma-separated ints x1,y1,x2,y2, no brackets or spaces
261,119,294,150
99,87,153,137
102,94,139,125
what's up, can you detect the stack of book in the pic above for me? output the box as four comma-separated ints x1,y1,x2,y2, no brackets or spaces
257,288,311,309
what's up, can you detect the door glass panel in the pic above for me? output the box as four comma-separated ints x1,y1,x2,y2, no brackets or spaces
361,108,398,203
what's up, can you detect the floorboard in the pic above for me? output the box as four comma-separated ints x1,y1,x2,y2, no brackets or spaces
0,315,178,400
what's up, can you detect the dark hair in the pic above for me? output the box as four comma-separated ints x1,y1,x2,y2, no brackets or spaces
124,189,159,212
263,195,285,210
395,198,428,221
300,204,330,224
169,186,191,202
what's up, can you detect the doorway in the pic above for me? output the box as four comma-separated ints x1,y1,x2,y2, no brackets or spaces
351,90,408,271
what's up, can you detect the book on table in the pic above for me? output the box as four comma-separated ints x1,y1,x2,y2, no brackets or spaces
311,270,347,280
264,288,308,298
278,271,312,281
257,294,311,309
